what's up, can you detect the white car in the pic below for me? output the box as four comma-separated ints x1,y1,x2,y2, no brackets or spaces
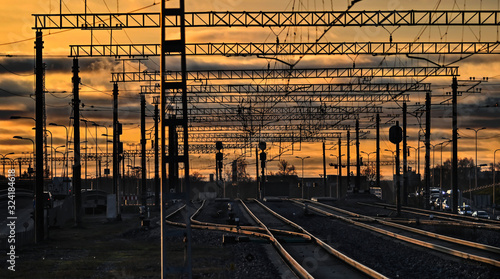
472,211,490,219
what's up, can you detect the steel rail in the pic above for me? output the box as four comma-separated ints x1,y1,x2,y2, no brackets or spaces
239,199,313,279
367,202,500,227
310,200,500,254
296,200,500,268
164,202,273,240
189,199,312,239
248,199,388,279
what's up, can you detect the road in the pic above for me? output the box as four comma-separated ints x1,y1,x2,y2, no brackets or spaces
0,196,34,235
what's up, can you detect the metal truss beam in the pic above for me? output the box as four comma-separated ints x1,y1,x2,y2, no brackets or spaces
34,10,500,29
175,106,381,117
142,82,429,94
158,93,410,104
168,10,500,27
188,132,343,143
189,123,351,132
111,66,459,82
186,111,358,123
33,13,160,29
70,42,500,57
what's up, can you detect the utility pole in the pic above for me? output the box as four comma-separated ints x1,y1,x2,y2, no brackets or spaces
376,114,380,188
347,130,351,192
403,102,408,205
72,58,82,226
161,1,191,276
322,141,327,196
153,97,159,207
396,124,401,216
452,77,458,214
112,83,121,220
355,119,360,192
35,30,45,242
425,92,431,209
141,94,147,207
338,136,342,199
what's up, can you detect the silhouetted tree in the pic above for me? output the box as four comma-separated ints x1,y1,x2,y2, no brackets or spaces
276,160,297,176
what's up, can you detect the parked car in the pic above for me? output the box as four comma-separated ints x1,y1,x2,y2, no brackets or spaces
458,205,472,215
472,211,490,219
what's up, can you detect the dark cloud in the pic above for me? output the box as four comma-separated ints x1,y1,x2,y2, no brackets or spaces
0,57,120,75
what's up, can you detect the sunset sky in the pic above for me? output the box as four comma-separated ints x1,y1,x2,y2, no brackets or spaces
1,0,500,183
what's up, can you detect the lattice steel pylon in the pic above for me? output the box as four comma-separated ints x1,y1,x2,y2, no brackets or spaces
160,1,192,278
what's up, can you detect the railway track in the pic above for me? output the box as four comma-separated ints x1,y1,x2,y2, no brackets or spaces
360,202,500,229
296,199,500,268
165,199,387,278
240,199,386,279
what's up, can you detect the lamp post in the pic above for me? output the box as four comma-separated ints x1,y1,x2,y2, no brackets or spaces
385,149,396,176
101,129,111,178
11,116,36,176
52,145,65,178
1,152,14,176
296,156,310,199
49,123,69,180
13,136,35,177
408,146,421,173
466,127,486,191
33,127,52,178
361,151,376,167
91,122,100,190
81,119,89,188
493,148,500,215
330,154,345,198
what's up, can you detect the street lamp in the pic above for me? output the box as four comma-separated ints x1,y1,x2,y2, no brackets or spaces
466,127,486,191
1,152,14,176
49,123,69,180
91,121,101,190
296,156,310,199
361,151,376,166
33,127,53,178
407,145,424,173
81,119,89,187
329,154,345,198
13,136,35,176
51,145,65,178
385,149,396,176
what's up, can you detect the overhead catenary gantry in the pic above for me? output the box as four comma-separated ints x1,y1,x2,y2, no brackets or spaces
69,42,500,57
188,132,347,143
34,10,500,29
30,2,500,277
139,82,430,94
111,66,459,83
178,106,381,122
139,92,409,104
